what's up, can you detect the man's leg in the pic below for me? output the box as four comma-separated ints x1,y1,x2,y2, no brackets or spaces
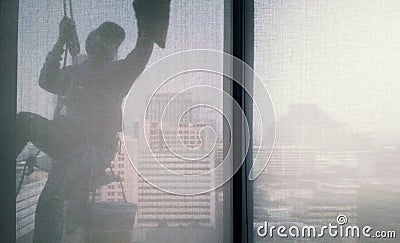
64,152,91,234
33,155,91,242
16,112,54,157
16,112,65,241
32,161,67,242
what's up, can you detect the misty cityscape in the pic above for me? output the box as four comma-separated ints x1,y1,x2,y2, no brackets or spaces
253,103,400,243
17,98,399,242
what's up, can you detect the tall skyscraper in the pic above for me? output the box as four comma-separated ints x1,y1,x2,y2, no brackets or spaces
135,120,216,228
131,92,218,228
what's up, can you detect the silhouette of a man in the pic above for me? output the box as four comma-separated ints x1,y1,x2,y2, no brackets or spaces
16,1,170,241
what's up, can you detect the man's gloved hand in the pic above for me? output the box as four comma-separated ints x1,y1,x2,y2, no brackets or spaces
59,16,74,43
133,0,171,48
58,16,80,55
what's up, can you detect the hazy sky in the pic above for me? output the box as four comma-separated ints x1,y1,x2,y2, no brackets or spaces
255,0,400,138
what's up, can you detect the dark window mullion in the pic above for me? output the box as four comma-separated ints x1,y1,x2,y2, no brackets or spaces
225,0,254,242
0,0,19,242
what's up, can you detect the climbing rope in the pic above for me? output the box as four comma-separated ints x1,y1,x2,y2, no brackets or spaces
55,0,79,117
16,150,40,198
62,0,77,68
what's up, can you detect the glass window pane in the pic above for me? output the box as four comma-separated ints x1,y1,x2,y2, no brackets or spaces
16,1,225,242
254,1,400,242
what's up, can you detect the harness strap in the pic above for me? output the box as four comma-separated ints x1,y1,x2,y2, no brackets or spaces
90,145,128,204
110,165,128,203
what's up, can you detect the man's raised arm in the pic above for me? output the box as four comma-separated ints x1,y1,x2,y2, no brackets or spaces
39,17,75,95
114,0,170,95
116,31,155,94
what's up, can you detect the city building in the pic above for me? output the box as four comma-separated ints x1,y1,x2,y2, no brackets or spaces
135,120,216,228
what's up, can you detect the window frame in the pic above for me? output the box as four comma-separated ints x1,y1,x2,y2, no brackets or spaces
3,0,256,242
223,0,254,242
1,0,19,242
